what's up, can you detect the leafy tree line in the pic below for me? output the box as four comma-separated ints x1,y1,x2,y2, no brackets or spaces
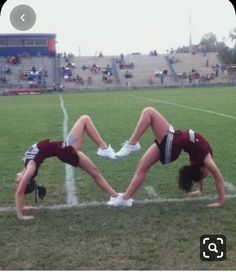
175,28,236,64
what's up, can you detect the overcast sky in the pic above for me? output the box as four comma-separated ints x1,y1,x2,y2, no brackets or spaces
0,0,235,56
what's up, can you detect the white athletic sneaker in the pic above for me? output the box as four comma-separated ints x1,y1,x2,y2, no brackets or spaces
107,193,133,207
97,144,116,160
116,141,141,158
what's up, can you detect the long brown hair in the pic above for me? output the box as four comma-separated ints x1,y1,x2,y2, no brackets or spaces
178,165,203,192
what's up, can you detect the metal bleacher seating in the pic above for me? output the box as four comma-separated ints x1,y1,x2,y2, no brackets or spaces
0,56,58,91
0,52,232,93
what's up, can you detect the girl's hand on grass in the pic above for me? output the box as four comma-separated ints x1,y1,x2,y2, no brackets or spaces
188,190,202,196
207,202,223,208
18,215,35,220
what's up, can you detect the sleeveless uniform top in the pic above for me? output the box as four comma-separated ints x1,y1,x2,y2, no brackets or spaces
23,139,79,177
155,127,212,167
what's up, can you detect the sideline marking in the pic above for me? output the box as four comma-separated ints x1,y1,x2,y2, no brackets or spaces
130,95,236,120
59,94,79,206
1,193,236,213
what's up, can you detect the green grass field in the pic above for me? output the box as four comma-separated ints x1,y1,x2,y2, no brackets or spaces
0,86,236,269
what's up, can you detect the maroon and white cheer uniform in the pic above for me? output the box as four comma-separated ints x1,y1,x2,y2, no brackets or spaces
23,139,79,177
155,126,212,167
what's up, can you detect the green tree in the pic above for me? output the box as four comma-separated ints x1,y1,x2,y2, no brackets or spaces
229,27,236,47
200,32,218,52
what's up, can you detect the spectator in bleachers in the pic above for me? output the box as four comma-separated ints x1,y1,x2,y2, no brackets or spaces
67,61,76,69
52,82,57,91
6,55,20,65
182,71,187,79
103,64,113,76
64,52,74,63
3,65,11,74
213,64,220,77
82,65,89,71
148,76,154,85
75,74,84,85
103,74,108,82
98,51,104,58
188,73,192,84
0,76,7,84
125,71,133,79
91,64,101,74
119,61,134,70
119,61,125,69
79,76,84,85
62,66,73,80
103,74,112,84
160,72,164,85
18,70,24,80
32,66,36,73
87,76,92,84
155,70,162,77
59,84,64,92
75,74,80,83
150,50,158,56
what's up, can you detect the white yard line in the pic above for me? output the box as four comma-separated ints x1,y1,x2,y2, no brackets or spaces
1,193,236,213
129,95,236,120
59,94,79,206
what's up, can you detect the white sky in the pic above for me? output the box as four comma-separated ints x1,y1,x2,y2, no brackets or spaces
0,0,235,56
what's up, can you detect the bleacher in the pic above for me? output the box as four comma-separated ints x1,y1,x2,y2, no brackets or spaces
0,52,233,94
170,52,228,84
118,54,173,87
60,55,121,90
59,52,231,90
0,56,58,91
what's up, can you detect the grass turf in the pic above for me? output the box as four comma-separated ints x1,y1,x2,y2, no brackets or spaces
0,86,235,269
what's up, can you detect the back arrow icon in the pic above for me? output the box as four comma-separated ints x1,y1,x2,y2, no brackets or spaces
20,14,25,22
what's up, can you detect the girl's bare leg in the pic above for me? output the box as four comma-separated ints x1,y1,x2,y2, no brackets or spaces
78,151,118,197
68,115,108,151
123,143,160,199
128,107,170,144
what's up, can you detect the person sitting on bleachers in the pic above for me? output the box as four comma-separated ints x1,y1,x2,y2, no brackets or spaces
6,55,20,65
103,74,108,82
148,76,154,84
103,64,113,76
0,76,7,83
32,66,36,73
3,65,11,74
87,76,92,84
91,64,101,74
119,61,134,70
18,70,28,80
79,77,84,84
67,62,76,69
125,71,133,79
150,50,158,56
63,67,73,80
82,65,89,71
75,74,84,85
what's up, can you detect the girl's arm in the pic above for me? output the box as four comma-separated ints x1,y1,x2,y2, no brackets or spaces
204,154,225,208
15,161,36,220
188,179,204,196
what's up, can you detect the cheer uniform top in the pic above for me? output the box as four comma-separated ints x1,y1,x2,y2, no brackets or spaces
154,126,212,167
23,139,79,177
